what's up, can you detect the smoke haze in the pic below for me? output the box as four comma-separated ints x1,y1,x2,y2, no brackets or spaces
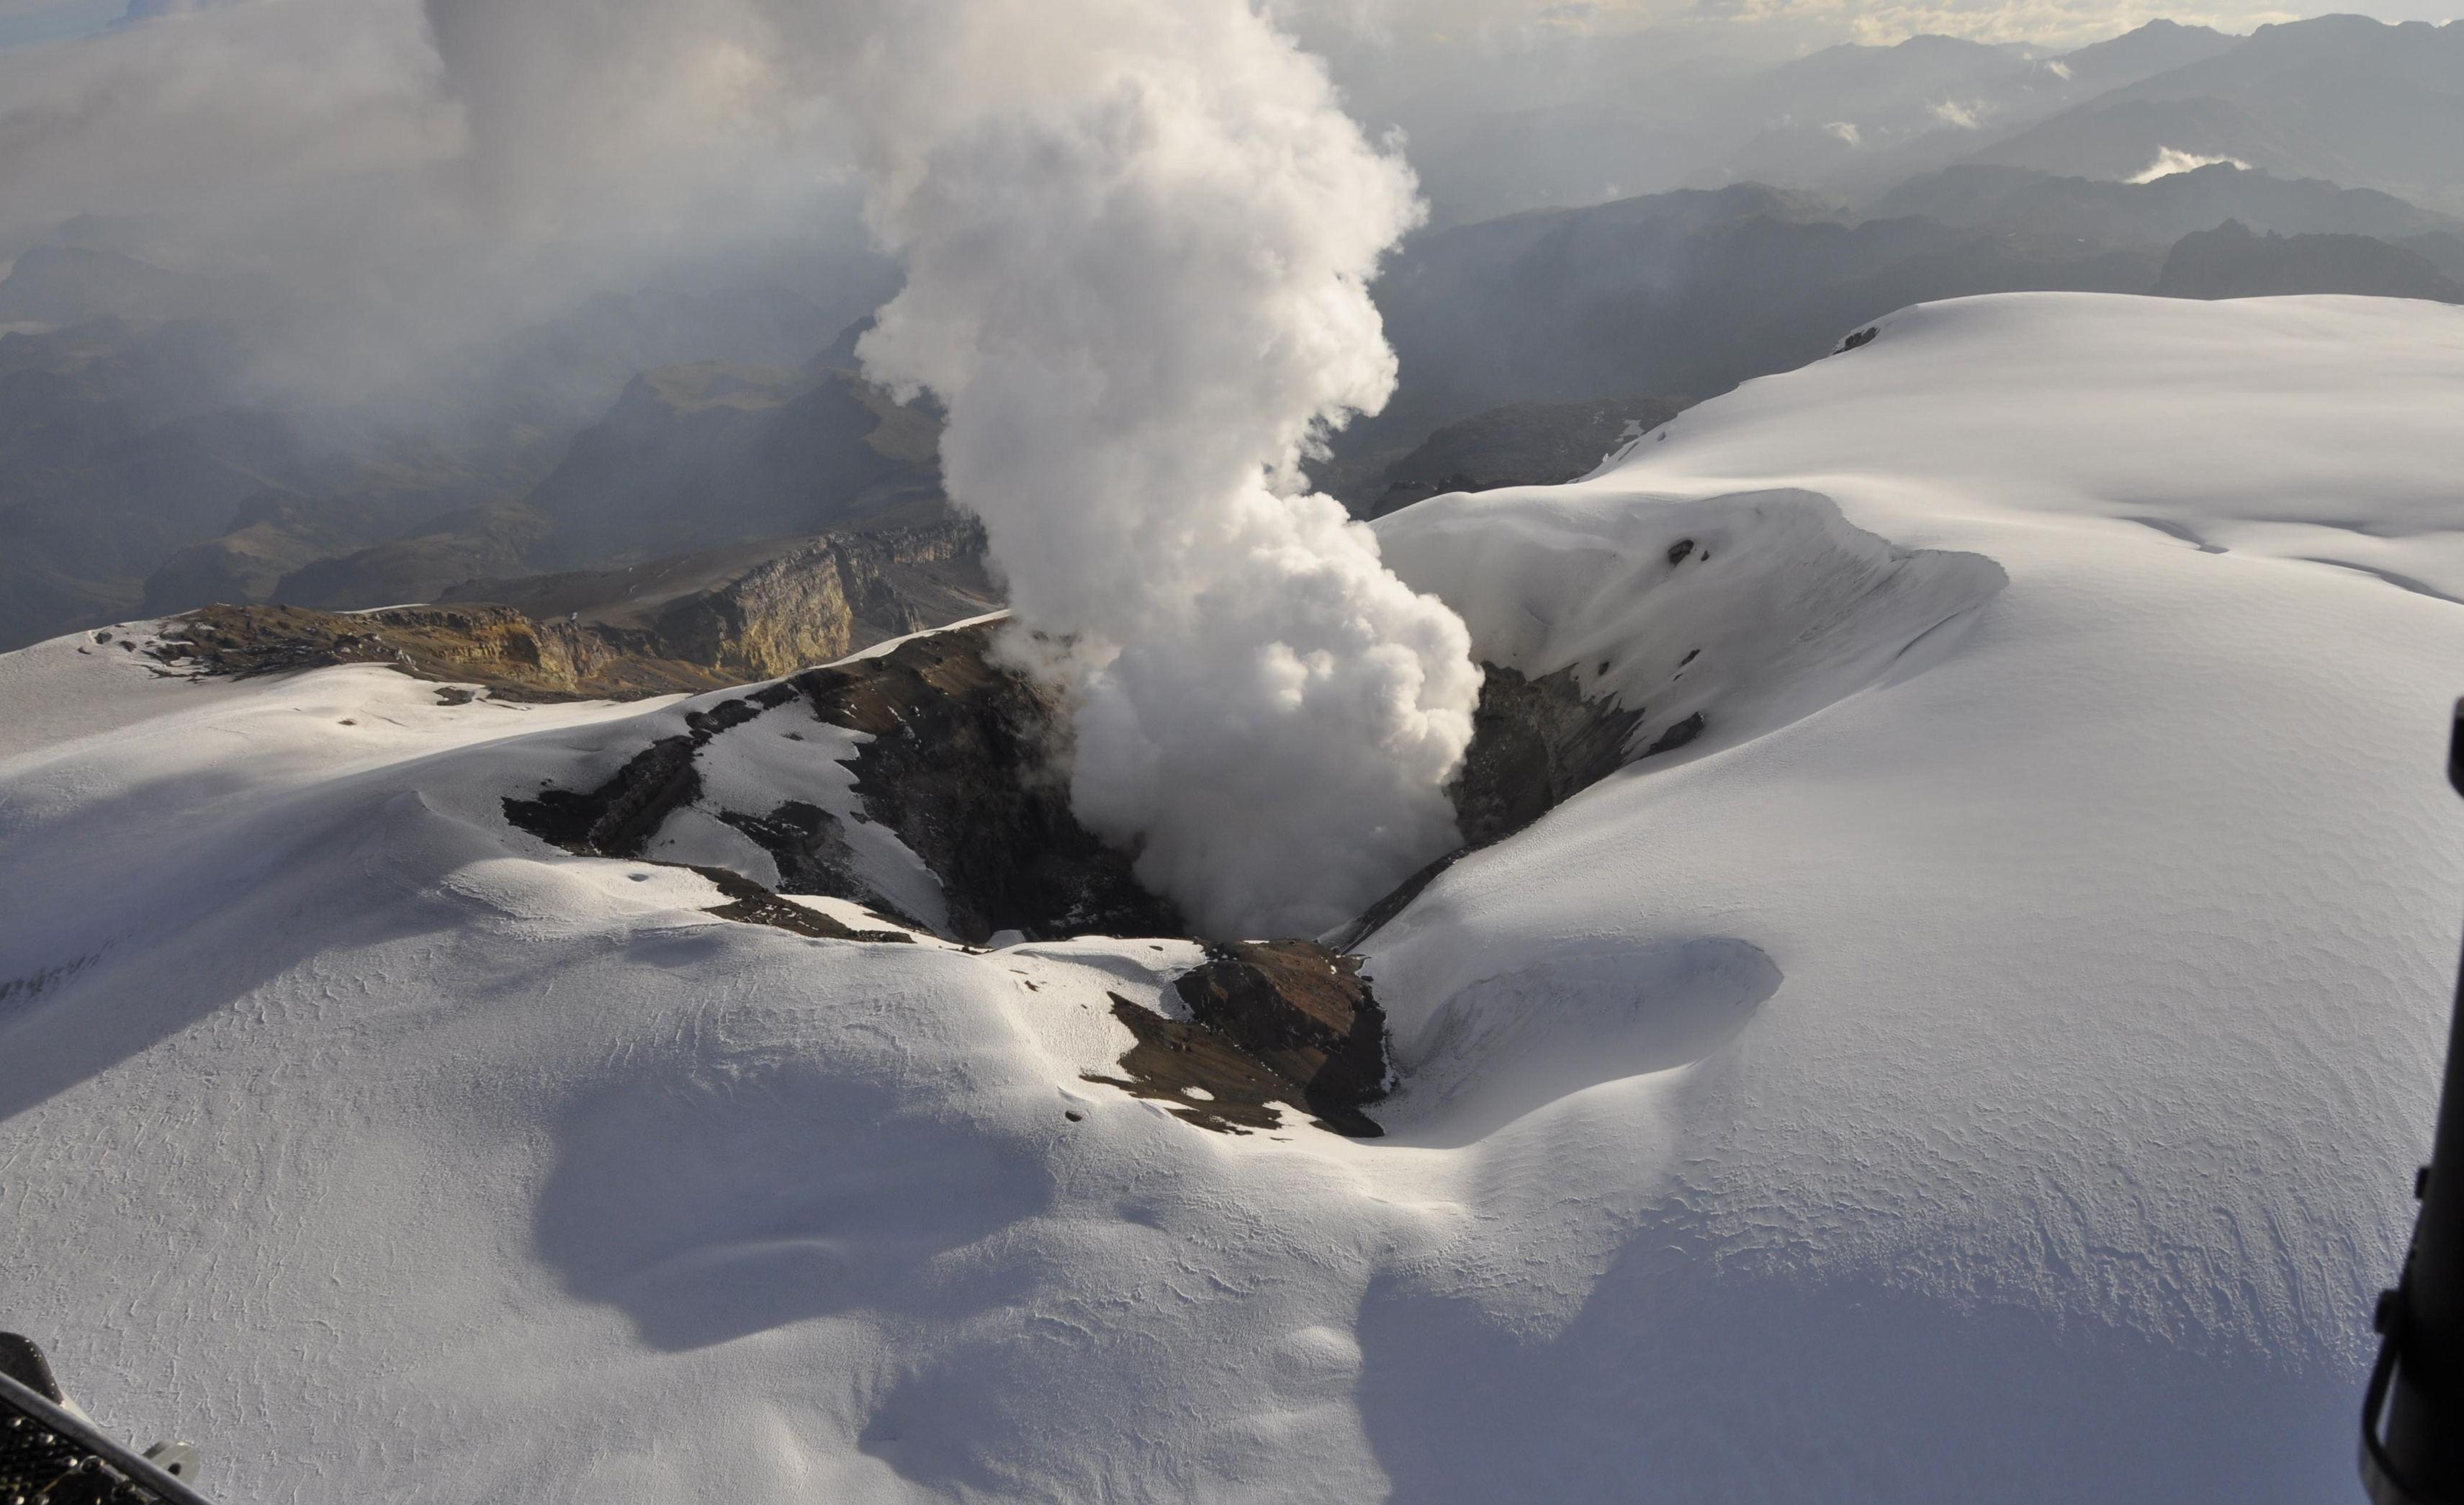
1,0,1482,935
11,0,2462,930
793,0,1481,936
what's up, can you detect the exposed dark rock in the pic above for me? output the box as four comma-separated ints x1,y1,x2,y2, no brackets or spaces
1086,942,1393,1138
1331,660,1655,951
1454,663,1648,849
505,734,703,857
1667,538,1696,565
783,624,1184,944
502,622,1178,946
1644,710,1708,756
1837,325,1879,352
150,601,747,701
1082,994,1295,1135
716,798,875,902
501,679,807,858
1349,395,1691,518
691,863,913,943
1169,941,1390,1136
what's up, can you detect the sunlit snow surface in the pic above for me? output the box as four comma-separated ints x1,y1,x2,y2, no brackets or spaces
6,292,2463,1501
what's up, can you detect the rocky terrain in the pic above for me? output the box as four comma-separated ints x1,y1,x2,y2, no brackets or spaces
150,603,747,701
145,498,998,701
1339,394,1693,517
1091,943,1392,1136
450,499,994,682
478,614,1673,1138
1871,162,2459,249
2154,219,2464,301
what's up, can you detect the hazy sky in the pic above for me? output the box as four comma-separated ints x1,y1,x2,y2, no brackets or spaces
2,0,2452,400
1,0,2458,53
1305,0,2460,47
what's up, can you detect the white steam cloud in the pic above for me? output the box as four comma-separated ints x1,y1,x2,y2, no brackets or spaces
5,0,1482,937
2127,146,2253,184
796,1,1483,938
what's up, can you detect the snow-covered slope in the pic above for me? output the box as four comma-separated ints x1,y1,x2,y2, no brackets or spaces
6,292,2463,1502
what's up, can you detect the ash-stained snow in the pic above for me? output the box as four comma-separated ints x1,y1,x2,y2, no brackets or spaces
5,292,2463,1501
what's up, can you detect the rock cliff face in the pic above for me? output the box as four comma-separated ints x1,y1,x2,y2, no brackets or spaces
649,511,993,681
158,503,1001,700
496,623,1405,1136
152,602,747,701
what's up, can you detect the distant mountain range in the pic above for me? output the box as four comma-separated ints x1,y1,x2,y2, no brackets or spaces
1969,16,2464,214
0,248,876,648
1310,162,2464,493
7,14,2464,647
1870,161,2455,248
1375,15,2464,225
12,157,2459,649
2154,220,2463,302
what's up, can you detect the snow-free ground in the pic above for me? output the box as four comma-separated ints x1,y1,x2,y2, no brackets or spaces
5,292,2461,1501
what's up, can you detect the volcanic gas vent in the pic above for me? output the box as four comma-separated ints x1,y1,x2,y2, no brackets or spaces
503,623,1182,944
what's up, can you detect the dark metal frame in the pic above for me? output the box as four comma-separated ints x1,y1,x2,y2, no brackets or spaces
0,1369,217,1505
2360,698,2464,1504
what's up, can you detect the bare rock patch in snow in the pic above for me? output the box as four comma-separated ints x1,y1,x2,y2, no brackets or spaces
503,623,1181,945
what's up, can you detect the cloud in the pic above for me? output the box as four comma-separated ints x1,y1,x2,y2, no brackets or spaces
0,0,897,406
793,0,1480,936
2128,145,2252,182
0,0,1482,936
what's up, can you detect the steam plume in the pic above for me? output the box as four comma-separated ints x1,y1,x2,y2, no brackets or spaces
784,1,1482,937
8,0,1483,936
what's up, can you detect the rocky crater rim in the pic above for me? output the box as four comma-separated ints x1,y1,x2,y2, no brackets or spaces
485,619,1691,1138
488,498,1974,1133
142,502,999,702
